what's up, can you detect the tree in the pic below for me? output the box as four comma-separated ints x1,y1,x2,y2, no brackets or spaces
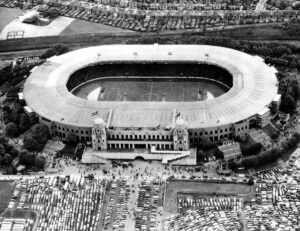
4,143,14,154
197,149,209,159
23,135,40,151
0,135,8,145
40,48,57,59
52,44,68,55
0,155,3,165
19,113,30,132
241,156,259,168
10,148,19,158
19,149,29,164
0,144,5,156
241,143,263,156
289,80,300,101
5,122,19,137
228,160,238,171
65,133,78,145
11,101,23,124
198,136,214,149
214,148,223,159
280,95,296,113
35,155,46,169
271,130,280,140
5,166,14,174
3,153,12,165
247,177,254,185
2,111,10,124
31,124,49,144
23,152,36,166
47,7,59,18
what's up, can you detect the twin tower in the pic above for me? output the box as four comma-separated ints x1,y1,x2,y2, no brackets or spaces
91,117,189,152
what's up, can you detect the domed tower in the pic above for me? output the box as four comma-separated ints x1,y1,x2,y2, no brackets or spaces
173,118,189,151
92,118,107,151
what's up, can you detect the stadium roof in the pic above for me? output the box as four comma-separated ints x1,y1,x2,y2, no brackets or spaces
23,44,278,129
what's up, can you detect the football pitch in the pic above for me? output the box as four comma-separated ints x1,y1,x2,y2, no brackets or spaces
73,77,227,102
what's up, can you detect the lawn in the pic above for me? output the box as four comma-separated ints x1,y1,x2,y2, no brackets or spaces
60,19,134,35
164,179,252,214
0,181,15,212
0,7,24,34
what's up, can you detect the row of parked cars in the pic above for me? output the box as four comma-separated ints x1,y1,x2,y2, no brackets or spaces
0,219,34,231
164,209,242,231
245,183,300,231
177,195,243,212
0,0,18,8
135,180,161,231
104,179,131,230
6,176,107,231
245,147,300,231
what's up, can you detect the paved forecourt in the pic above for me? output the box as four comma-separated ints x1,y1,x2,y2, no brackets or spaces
23,44,278,129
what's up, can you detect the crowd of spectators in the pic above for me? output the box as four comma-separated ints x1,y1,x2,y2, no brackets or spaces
67,63,232,91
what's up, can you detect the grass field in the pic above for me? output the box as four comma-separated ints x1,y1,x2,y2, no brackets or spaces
73,78,227,102
60,19,135,35
164,180,252,214
0,7,24,34
0,181,15,213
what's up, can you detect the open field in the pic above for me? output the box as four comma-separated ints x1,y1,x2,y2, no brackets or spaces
0,181,15,213
73,78,226,102
0,7,24,34
164,180,252,214
60,19,135,35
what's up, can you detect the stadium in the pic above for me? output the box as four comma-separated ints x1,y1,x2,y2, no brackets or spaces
23,44,279,164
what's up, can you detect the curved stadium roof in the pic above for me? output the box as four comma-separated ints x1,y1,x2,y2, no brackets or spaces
23,44,278,129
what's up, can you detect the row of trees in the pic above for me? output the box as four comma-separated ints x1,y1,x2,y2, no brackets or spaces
40,43,69,60
0,134,45,171
240,142,263,157
126,34,300,69
233,133,300,169
23,124,50,152
3,101,33,138
279,79,300,114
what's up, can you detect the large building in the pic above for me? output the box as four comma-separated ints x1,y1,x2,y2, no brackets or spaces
23,44,279,162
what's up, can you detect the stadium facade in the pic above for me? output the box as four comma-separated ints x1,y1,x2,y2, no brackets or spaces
23,44,279,162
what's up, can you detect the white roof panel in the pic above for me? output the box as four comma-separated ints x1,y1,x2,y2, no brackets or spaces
23,45,278,129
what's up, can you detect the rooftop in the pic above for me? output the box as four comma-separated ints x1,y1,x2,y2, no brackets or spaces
23,44,278,129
